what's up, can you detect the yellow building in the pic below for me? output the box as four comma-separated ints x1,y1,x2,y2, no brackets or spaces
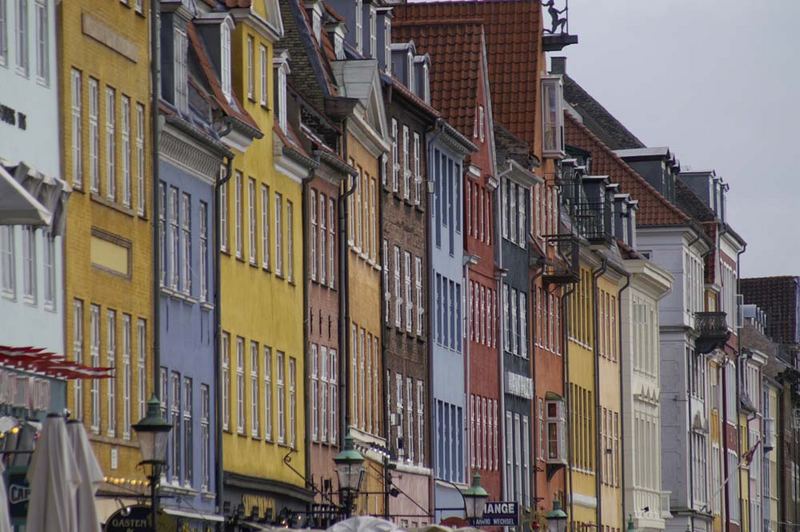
59,0,154,515
217,1,313,516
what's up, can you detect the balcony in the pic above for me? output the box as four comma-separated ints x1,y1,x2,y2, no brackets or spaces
695,312,731,354
541,233,579,285
573,201,614,244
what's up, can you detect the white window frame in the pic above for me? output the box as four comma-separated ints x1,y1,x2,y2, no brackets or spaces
200,384,210,491
264,346,272,440
105,87,116,201
136,104,146,216
328,349,337,444
394,246,401,328
248,178,257,265
121,96,131,207
311,344,318,441
261,184,270,269
541,75,565,157
319,193,326,284
250,341,259,438
414,256,423,336
122,314,131,440
221,332,230,430
137,319,146,420
15,0,27,76
328,198,335,288
391,119,398,192
71,69,83,187
106,309,116,437
277,351,285,443
199,201,208,302
354,0,362,53
0,0,8,67
173,27,188,113
21,226,35,303
220,20,232,101
274,192,283,275
246,34,254,100
404,251,412,332
89,79,100,193
402,125,410,200
234,172,243,258
180,192,191,295
90,304,100,433
287,200,294,281
236,337,245,434
73,300,84,421
289,356,296,447
168,187,179,289
259,45,268,106
413,132,421,204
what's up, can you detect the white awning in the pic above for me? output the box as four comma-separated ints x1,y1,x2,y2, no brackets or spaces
162,507,225,523
0,163,51,226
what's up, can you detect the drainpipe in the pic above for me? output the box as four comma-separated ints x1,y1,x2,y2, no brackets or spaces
527,233,543,508
377,152,390,520
616,268,631,526
592,257,608,529
562,281,577,526
213,152,233,515
338,118,356,446
149,0,161,396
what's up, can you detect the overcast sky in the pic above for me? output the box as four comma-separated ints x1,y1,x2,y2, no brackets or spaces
560,0,800,278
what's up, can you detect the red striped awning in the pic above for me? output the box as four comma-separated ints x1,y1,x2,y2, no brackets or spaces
0,345,113,380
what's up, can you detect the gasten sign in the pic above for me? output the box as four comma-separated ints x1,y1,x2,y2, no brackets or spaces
470,501,519,527
104,505,152,532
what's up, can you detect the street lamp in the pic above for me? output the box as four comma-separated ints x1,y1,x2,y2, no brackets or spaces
545,500,567,532
334,436,365,518
627,514,635,531
462,472,489,521
133,395,172,531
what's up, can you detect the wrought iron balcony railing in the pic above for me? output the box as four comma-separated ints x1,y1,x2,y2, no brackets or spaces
573,201,613,244
695,311,730,354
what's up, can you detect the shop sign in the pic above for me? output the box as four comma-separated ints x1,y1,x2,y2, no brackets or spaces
0,368,51,411
470,501,519,527
6,468,30,519
104,504,152,532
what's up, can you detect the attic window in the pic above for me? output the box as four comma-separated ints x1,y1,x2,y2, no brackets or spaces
478,105,485,143
173,27,188,113
273,52,290,131
383,17,391,74
406,52,414,90
541,75,565,157
220,21,232,102
369,6,377,59
354,0,363,54
422,62,429,103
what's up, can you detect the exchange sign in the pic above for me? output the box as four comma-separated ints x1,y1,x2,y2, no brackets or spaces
470,501,519,527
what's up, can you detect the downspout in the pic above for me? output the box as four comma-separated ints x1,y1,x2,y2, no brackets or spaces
213,149,233,515
303,156,314,498
338,118,356,446
592,257,608,529
149,0,161,396
616,268,631,526
528,233,543,508
464,255,472,487
562,282,577,525
377,152,390,520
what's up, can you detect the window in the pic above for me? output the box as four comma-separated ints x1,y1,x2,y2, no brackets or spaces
122,315,131,440
328,198,335,288
416,381,424,466
105,87,116,201
70,70,83,187
137,319,146,419
90,305,100,432
0,0,7,66
541,75,565,157
391,119,398,192
261,184,270,269
251,342,259,437
21,226,35,302
135,0,142,15
404,251,412,332
200,384,210,491
121,97,131,206
73,300,84,421
183,377,192,485
246,35,254,99
180,193,191,294
264,347,272,440
311,344,318,441
169,187,179,289
277,351,285,443
413,132,421,204
220,21,231,101
221,332,230,430
368,5,376,57
274,193,283,275
248,178,256,264
234,172,243,258
158,183,166,285
259,45,267,106
329,349,337,443
319,194,326,284
520,291,528,358
236,337,245,434
199,202,208,302
478,105,485,142
402,125,410,199
0,227,14,296
406,377,414,461
173,28,188,112
105,310,116,437
287,200,294,281
414,257,423,336
354,0,362,53
289,357,296,447
310,190,317,281
394,246,401,328
170,371,181,482
220,180,228,251
320,346,328,442
274,56,288,131
15,0,27,75
89,79,100,193
136,104,145,216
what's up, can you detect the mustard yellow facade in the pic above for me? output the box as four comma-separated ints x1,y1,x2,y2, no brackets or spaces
219,4,307,508
60,0,153,491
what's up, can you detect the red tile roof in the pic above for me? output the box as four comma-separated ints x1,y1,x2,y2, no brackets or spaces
392,22,482,137
393,0,541,149
387,75,441,120
564,112,689,227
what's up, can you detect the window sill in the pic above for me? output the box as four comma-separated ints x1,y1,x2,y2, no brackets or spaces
261,265,271,273
22,296,37,307
200,302,214,312
0,291,16,302
235,255,245,263
221,248,231,256
90,193,135,218
249,260,258,268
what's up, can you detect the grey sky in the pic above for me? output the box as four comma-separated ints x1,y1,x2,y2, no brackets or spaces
561,0,800,277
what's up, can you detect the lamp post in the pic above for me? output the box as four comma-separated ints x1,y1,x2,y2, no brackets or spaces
133,395,172,531
462,472,489,522
334,436,365,518
627,514,635,531
545,500,567,532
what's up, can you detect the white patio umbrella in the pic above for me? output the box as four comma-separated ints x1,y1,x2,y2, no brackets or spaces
0,461,12,532
67,419,103,532
26,413,80,532
327,516,404,532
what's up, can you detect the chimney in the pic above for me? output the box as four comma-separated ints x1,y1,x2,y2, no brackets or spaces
551,56,567,75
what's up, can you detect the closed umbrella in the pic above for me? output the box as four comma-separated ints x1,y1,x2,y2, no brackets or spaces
26,413,80,532
67,419,103,532
0,461,12,532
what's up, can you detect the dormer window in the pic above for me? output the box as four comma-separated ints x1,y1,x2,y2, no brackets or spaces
273,51,290,131
173,27,188,113
541,75,565,157
369,6,377,59
478,105,485,143
384,17,391,74
306,0,323,42
354,0,363,54
406,51,414,90
422,62,429,103
220,20,232,102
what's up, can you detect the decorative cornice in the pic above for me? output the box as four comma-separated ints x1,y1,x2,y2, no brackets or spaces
160,125,224,185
